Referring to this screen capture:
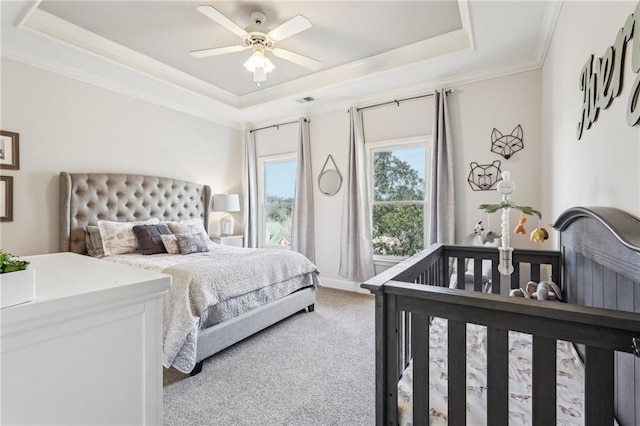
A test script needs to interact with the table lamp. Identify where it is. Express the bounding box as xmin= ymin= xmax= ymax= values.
xmin=213 ymin=193 xmax=240 ymax=236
